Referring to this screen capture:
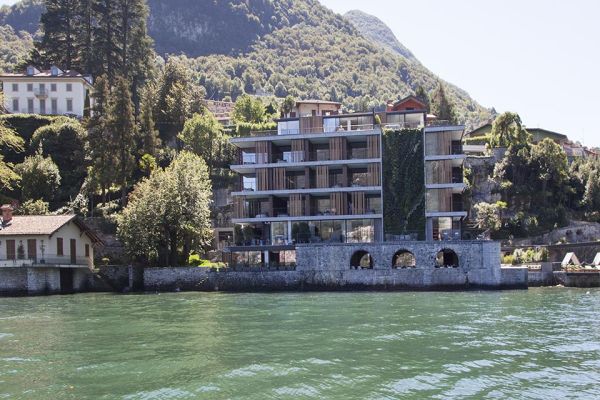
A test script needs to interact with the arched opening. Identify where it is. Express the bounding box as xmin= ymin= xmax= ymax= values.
xmin=435 ymin=249 xmax=459 ymax=268
xmin=350 ymin=250 xmax=373 ymax=269
xmin=392 ymin=250 xmax=416 ymax=269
